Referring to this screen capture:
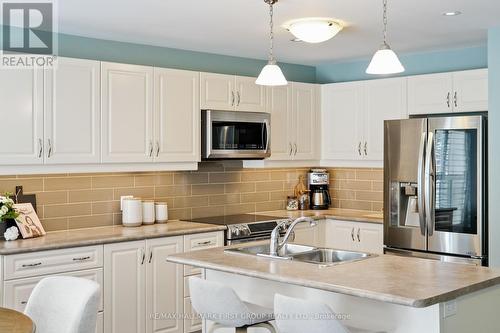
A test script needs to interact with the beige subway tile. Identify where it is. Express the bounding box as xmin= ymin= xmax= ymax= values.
xmin=225 ymin=183 xmax=255 ymax=194
xmin=356 ymin=169 xmax=383 ymax=181
xmin=241 ymin=192 xmax=270 ymax=203
xmin=113 ymin=187 xmax=154 ymax=200
xmin=44 ymin=177 xmax=91 ymax=191
xmin=339 ymin=200 xmax=372 ymax=211
xmin=356 ymin=191 xmax=383 ymax=202
xmin=0 ymin=178 xmax=44 ymax=193
xmin=372 ymin=202 xmax=384 ymax=212
xmin=68 ymin=214 xmax=114 ymax=229
xmin=241 ymin=171 xmax=270 ymax=182
xmin=92 ymin=201 xmax=121 ymax=214
xmin=174 ymin=173 xmax=208 ymax=185
xmin=113 ymin=213 xmax=122 ymax=225
xmin=256 ymin=201 xmax=284 ymax=212
xmin=224 ymin=203 xmax=255 ymax=215
xmin=168 ymin=208 xmax=192 ymax=221
xmin=331 ymin=169 xmax=356 ymax=180
xmin=209 ymin=172 xmax=241 ymax=184
xmin=152 ymin=197 xmax=175 ymax=207
xmin=338 ymin=180 xmax=372 ymax=191
xmin=372 ymin=181 xmax=383 ymax=191
xmin=191 ymin=184 xmax=225 ymax=195
xmin=68 ymin=189 xmax=114 ymax=203
xmin=91 ymin=175 xmax=134 ymax=188
xmin=18 ymin=173 xmax=67 ymax=178
xmin=155 ymin=185 xmax=191 ymax=197
xmin=44 ymin=203 xmax=91 ymax=218
xmin=209 ymin=194 xmax=240 ymax=206
xmin=269 ymin=171 xmax=288 ymax=181
xmin=36 ymin=191 xmax=68 ymax=205
xmin=256 ymin=181 xmax=283 ymax=192
xmin=134 ymin=175 xmax=156 ymax=187
xmin=331 ymin=199 xmax=341 ymax=208
xmin=270 ymin=191 xmax=288 ymax=201
xmin=192 ymin=206 xmax=224 ymax=219
xmin=40 ymin=218 xmax=68 ymax=232
xmin=331 ymin=189 xmax=356 ymax=200
xmin=174 ymin=196 xmax=209 ymax=209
